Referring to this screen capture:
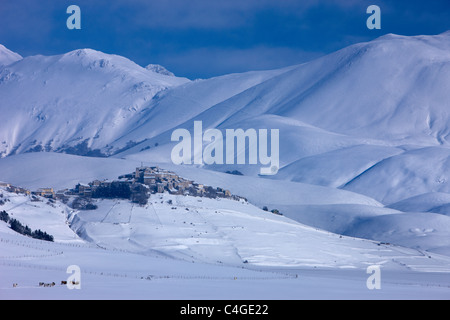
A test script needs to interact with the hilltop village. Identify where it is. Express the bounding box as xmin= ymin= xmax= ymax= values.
xmin=0 ymin=166 xmax=247 ymax=208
